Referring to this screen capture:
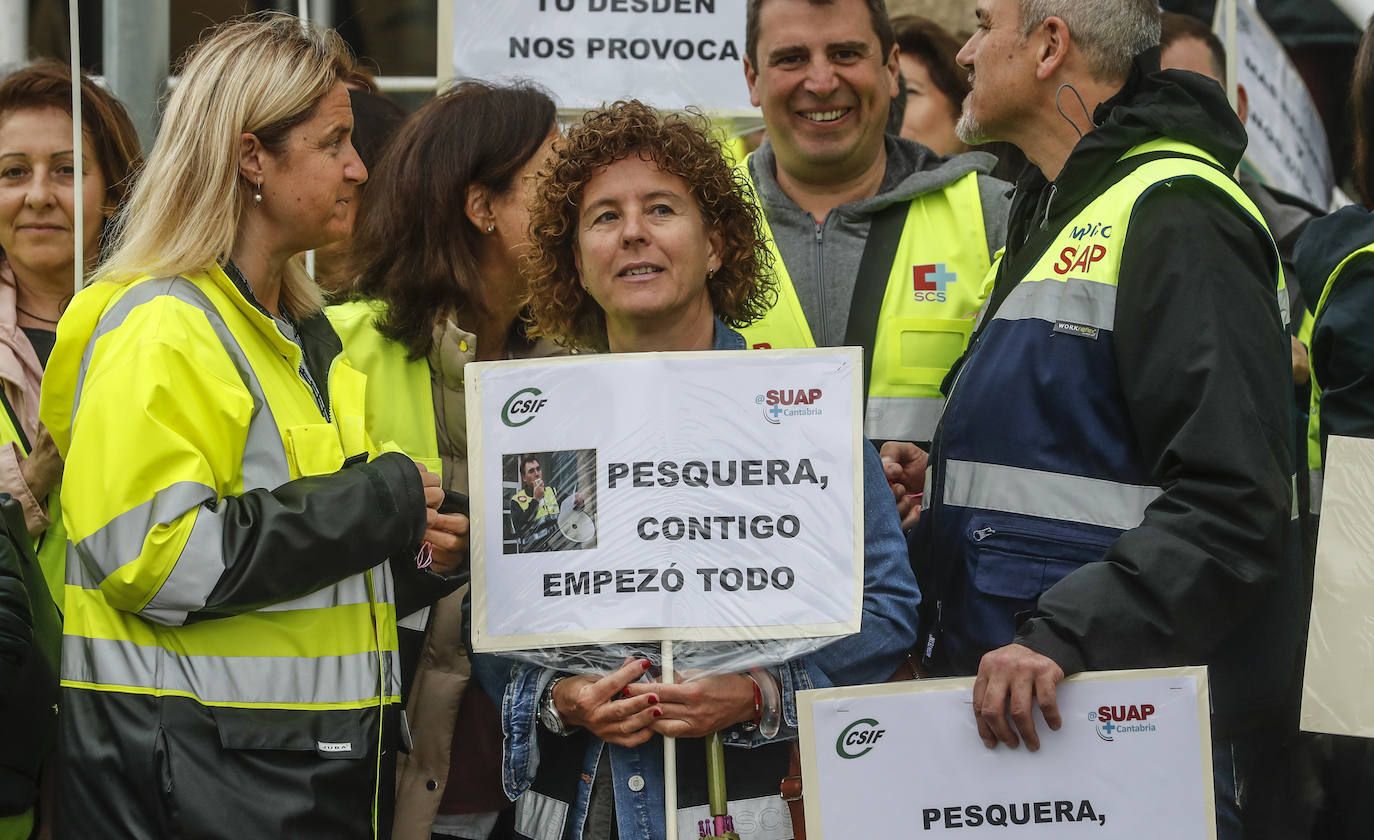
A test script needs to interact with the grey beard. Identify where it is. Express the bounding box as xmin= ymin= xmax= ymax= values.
xmin=956 ymin=107 xmax=991 ymax=146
